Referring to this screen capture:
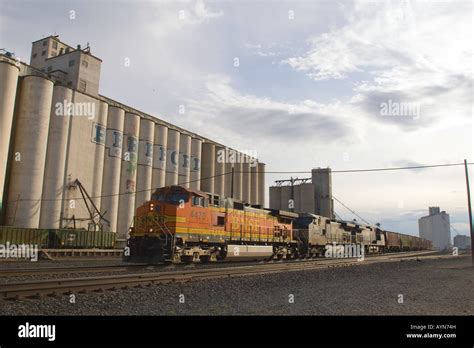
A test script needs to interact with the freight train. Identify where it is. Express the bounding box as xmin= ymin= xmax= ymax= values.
xmin=124 ymin=185 xmax=432 ymax=263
